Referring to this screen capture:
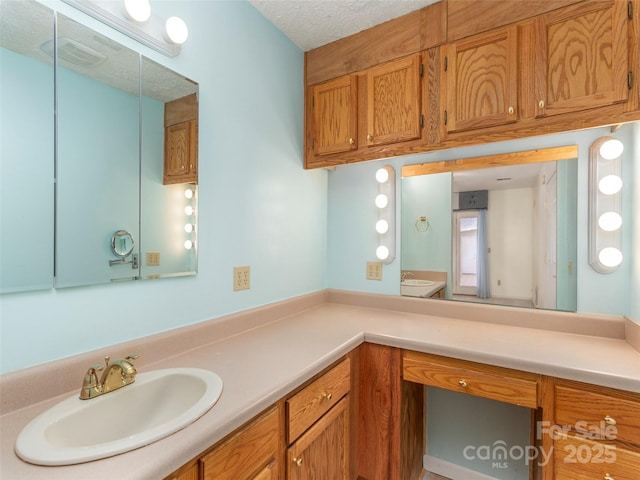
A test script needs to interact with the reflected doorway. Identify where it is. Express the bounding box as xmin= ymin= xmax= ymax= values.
xmin=453 ymin=210 xmax=479 ymax=296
